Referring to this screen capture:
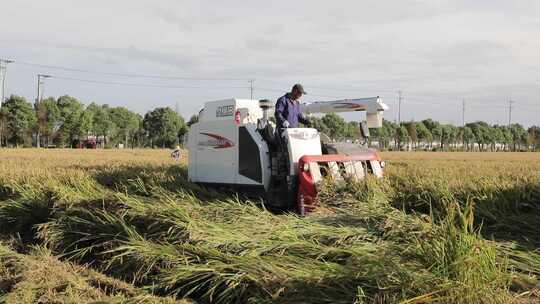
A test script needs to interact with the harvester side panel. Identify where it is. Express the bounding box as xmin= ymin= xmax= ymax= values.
xmin=188 ymin=120 xmax=239 ymax=185
xmin=188 ymin=98 xmax=268 ymax=188
xmin=187 ymin=123 xmax=199 ymax=180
